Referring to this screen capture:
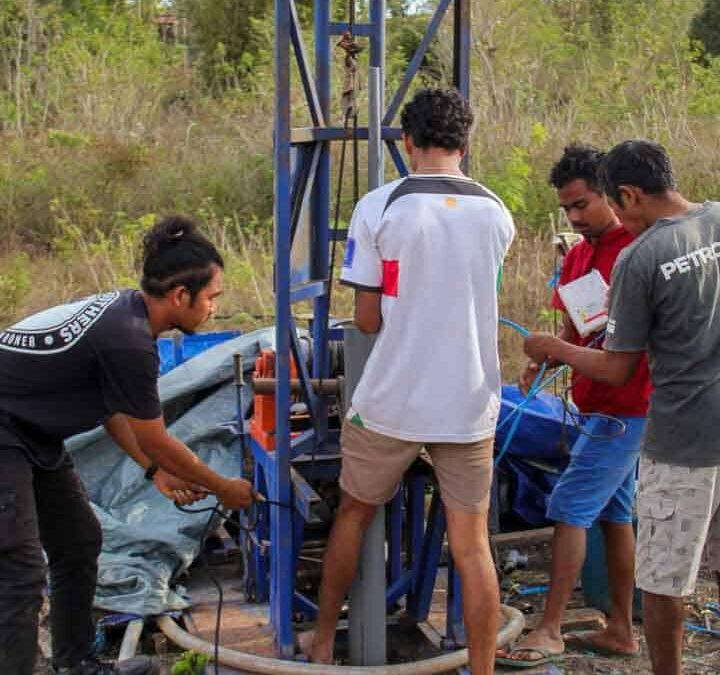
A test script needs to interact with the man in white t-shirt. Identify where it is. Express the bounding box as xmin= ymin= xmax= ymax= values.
xmin=303 ymin=88 xmax=515 ymax=675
